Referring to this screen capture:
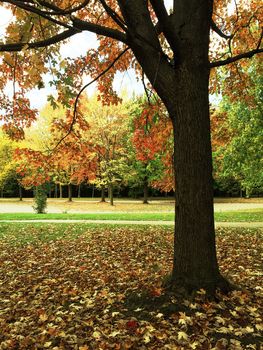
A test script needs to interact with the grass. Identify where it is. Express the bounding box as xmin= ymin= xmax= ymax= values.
xmin=0 ymin=208 xmax=262 ymax=222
